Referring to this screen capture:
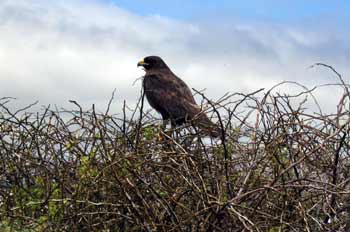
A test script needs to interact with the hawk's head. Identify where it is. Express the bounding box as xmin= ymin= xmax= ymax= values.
xmin=137 ymin=56 xmax=169 ymax=71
